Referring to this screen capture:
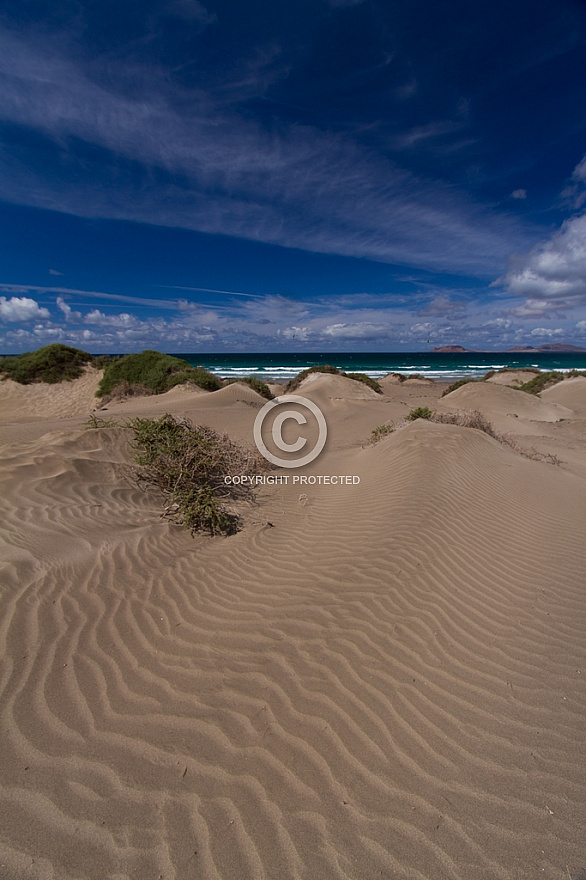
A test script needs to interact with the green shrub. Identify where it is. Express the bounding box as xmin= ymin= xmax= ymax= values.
xmin=517 ymin=371 xmax=564 ymax=395
xmin=286 ymin=364 xmax=382 ymax=393
xmin=385 ymin=372 xmax=408 ymax=382
xmin=92 ymin=354 xmax=118 ymax=370
xmin=128 ymin=414 xmax=264 ymax=536
xmin=344 ymin=372 xmax=383 ymax=393
xmin=406 ymin=406 xmax=435 ymax=421
xmin=285 ymin=365 xmax=341 ymax=392
xmin=0 ymin=344 xmax=93 ymax=384
xmin=97 ymin=350 xmax=221 ymax=398
xmin=368 ymin=423 xmax=395 ymax=443
xmin=222 ymin=377 xmax=273 ymax=399
xmin=441 ymin=377 xmax=477 ymax=396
